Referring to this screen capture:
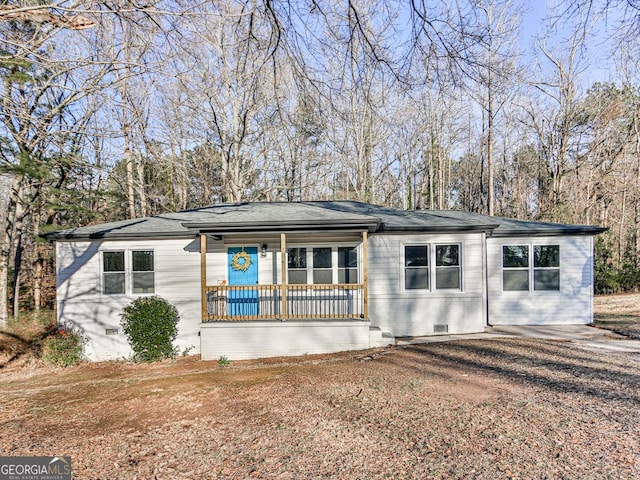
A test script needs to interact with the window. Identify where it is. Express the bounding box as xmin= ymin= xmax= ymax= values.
xmin=404 ymin=244 xmax=463 ymax=291
xmin=404 ymin=245 xmax=429 ymax=290
xmin=338 ymin=247 xmax=358 ymax=284
xmin=313 ymin=247 xmax=333 ymax=283
xmin=132 ymin=250 xmax=155 ymax=294
xmin=435 ymin=244 xmax=461 ymax=289
xmin=103 ymin=250 xmax=155 ymax=295
xmin=103 ymin=251 xmax=125 ymax=294
xmin=286 ymin=246 xmax=359 ymax=285
xmin=502 ymin=245 xmax=529 ymax=291
xmin=502 ymin=244 xmax=560 ymax=292
xmin=534 ymin=245 xmax=560 ymax=291
xmin=287 ymin=247 xmax=307 ymax=284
